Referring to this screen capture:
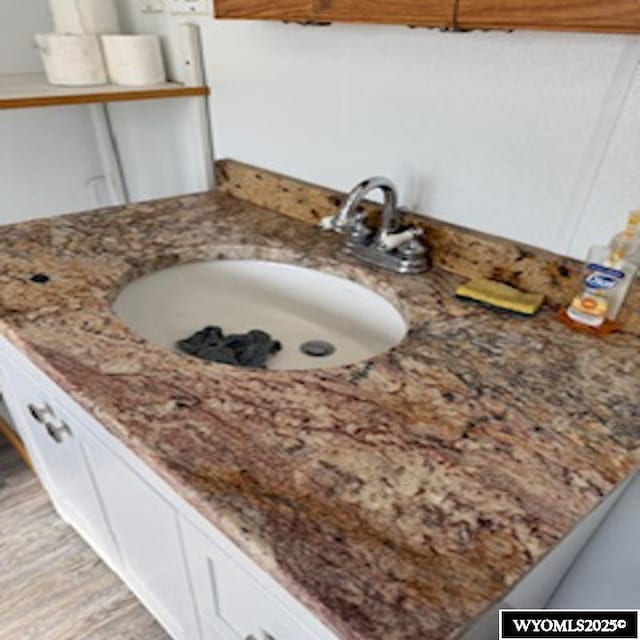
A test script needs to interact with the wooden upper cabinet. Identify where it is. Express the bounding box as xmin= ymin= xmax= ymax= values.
xmin=214 ymin=0 xmax=640 ymax=33
xmin=214 ymin=0 xmax=456 ymax=28
xmin=311 ymin=0 xmax=455 ymax=26
xmin=214 ymin=0 xmax=315 ymax=21
xmin=457 ymin=0 xmax=640 ymax=33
